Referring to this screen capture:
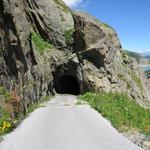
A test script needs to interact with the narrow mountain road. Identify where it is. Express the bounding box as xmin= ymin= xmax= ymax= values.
xmin=0 ymin=95 xmax=143 ymax=150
